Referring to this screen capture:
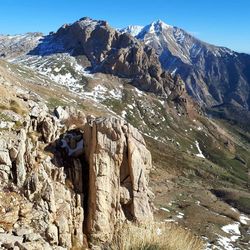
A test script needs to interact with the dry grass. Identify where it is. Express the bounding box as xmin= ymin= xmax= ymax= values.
xmin=112 ymin=222 xmax=204 ymax=250
xmin=0 ymin=99 xmax=26 ymax=116
xmin=64 ymin=113 xmax=86 ymax=130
